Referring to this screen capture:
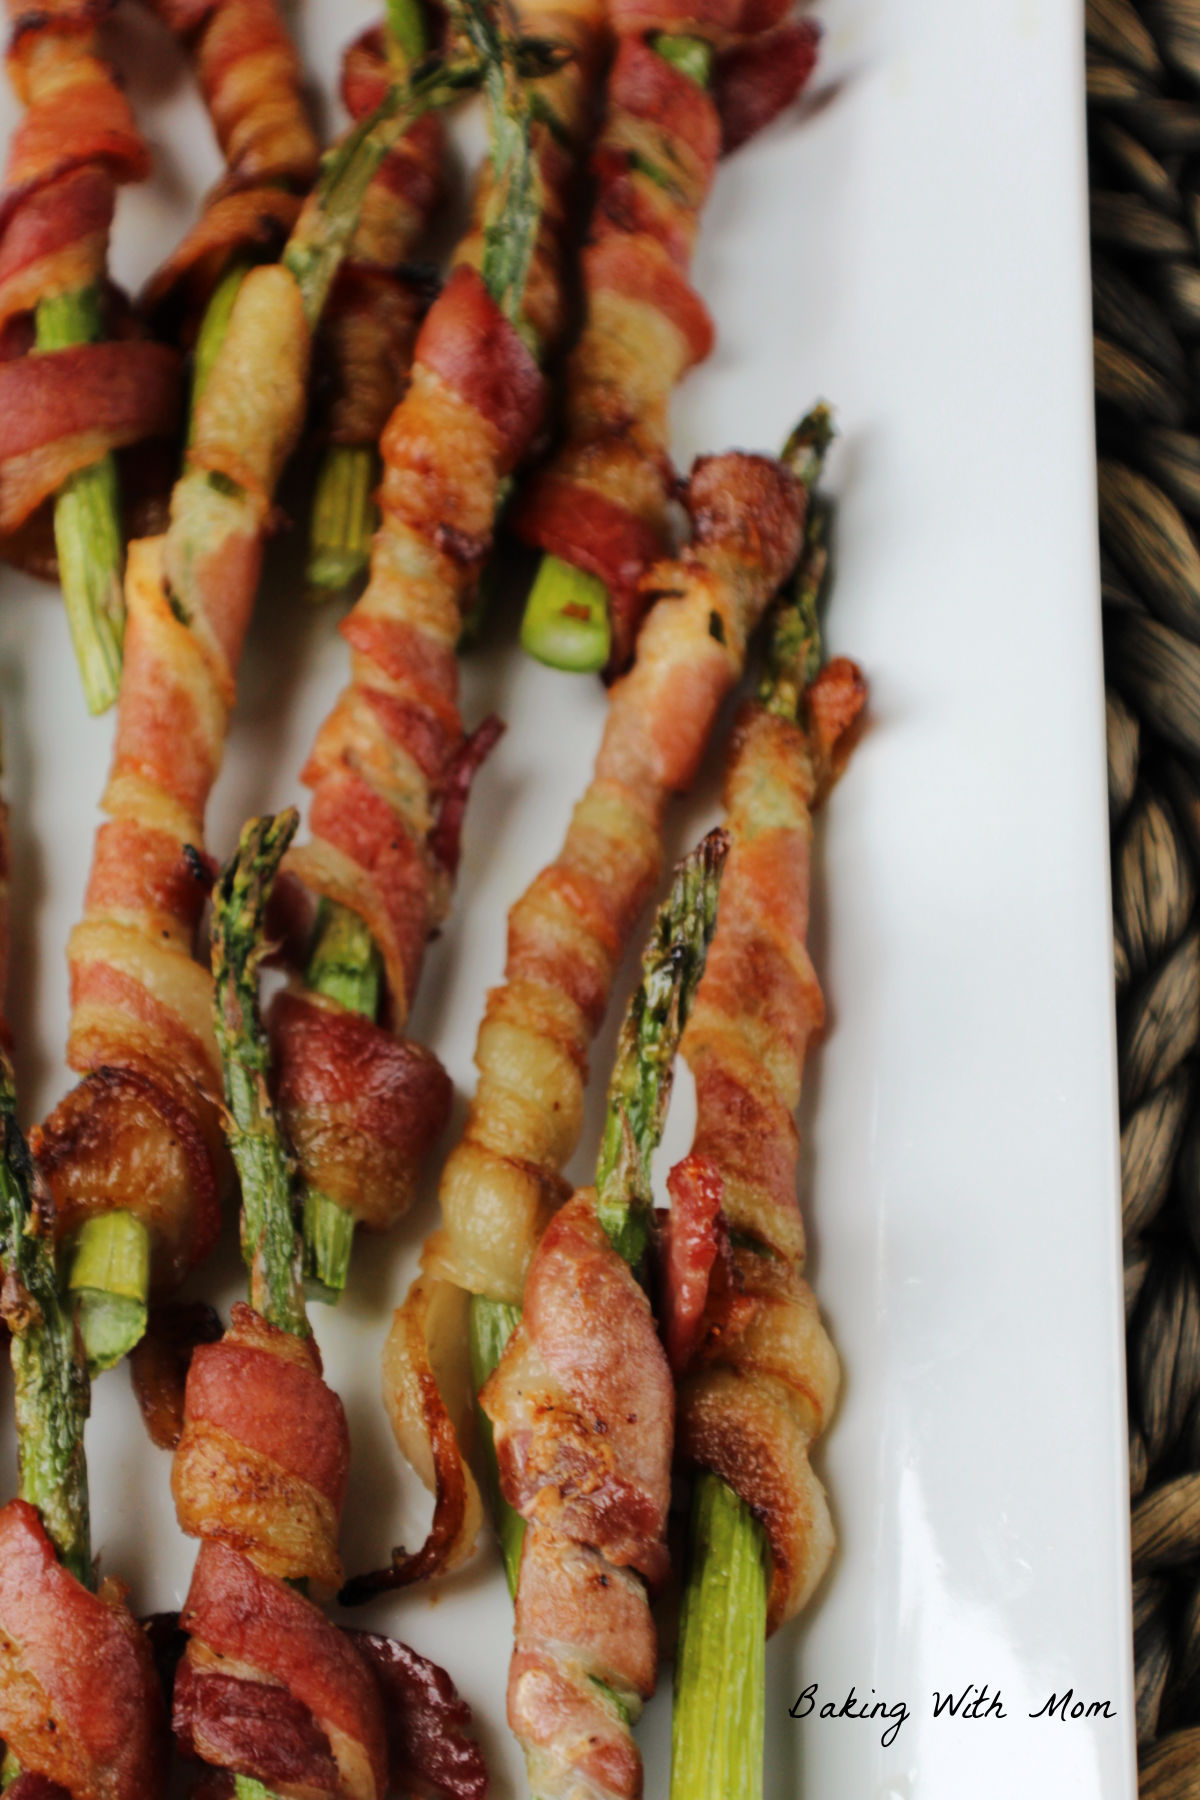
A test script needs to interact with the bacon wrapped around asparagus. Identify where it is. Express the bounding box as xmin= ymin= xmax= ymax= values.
xmin=666 ymin=480 xmax=864 ymax=1799
xmin=170 ymin=812 xmax=487 ymax=1800
xmin=0 ymin=796 xmax=168 ymax=1798
xmin=307 ymin=4 xmax=447 ymax=600
xmin=355 ymin=419 xmax=823 ymax=1599
xmin=0 ymin=0 xmax=181 ymax=712
xmin=32 ymin=44 xmax=488 ymax=1377
xmin=476 ymin=834 xmax=725 ymax=1798
xmin=269 ymin=0 xmax=607 ymax=1303
xmin=515 ymin=0 xmax=818 ymax=673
